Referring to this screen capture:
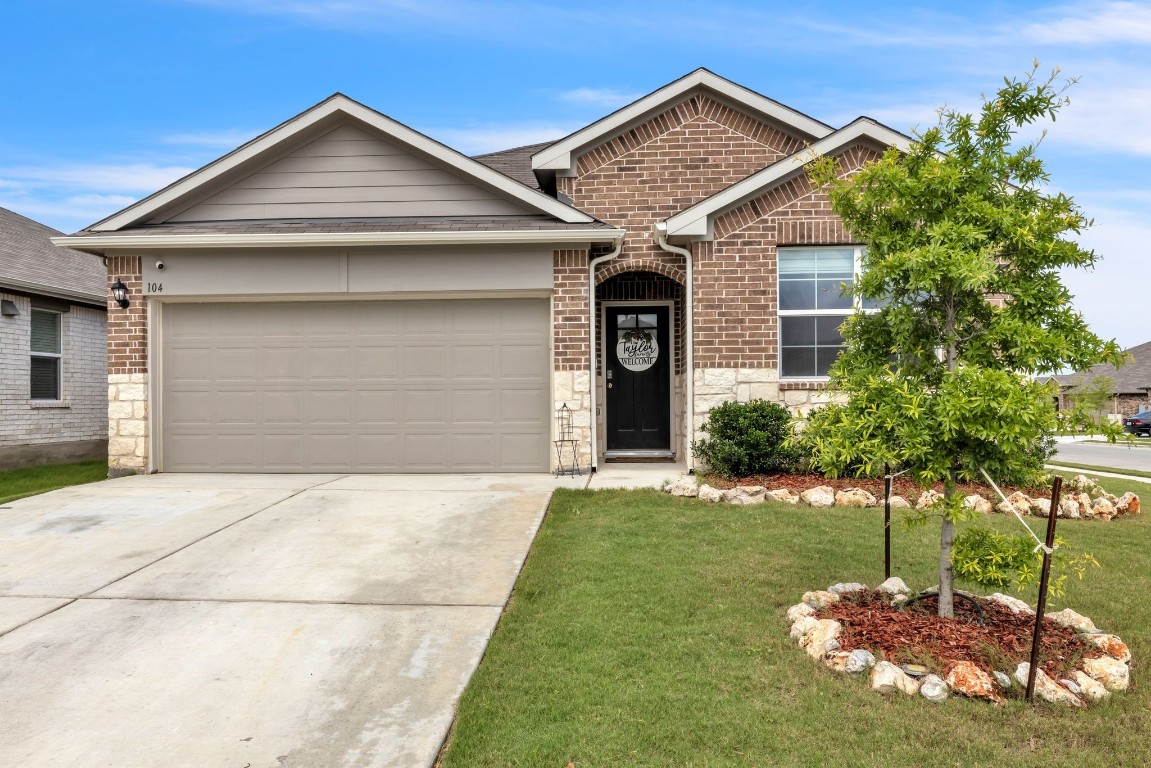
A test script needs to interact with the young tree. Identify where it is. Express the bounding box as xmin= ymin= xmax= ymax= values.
xmin=804 ymin=64 xmax=1125 ymax=618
